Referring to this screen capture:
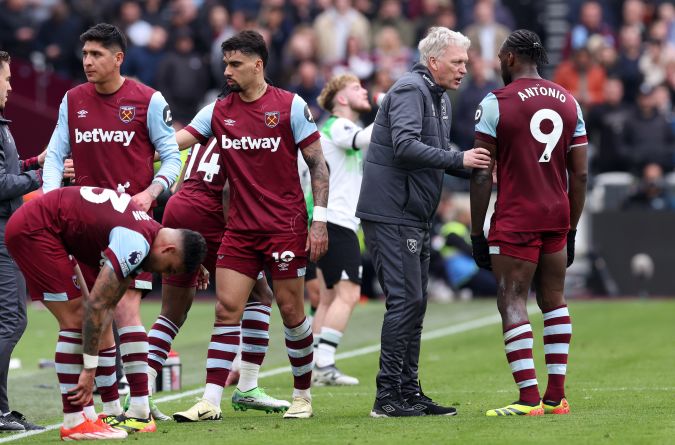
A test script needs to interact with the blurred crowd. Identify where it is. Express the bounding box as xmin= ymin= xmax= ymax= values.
xmin=0 ymin=0 xmax=673 ymax=166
